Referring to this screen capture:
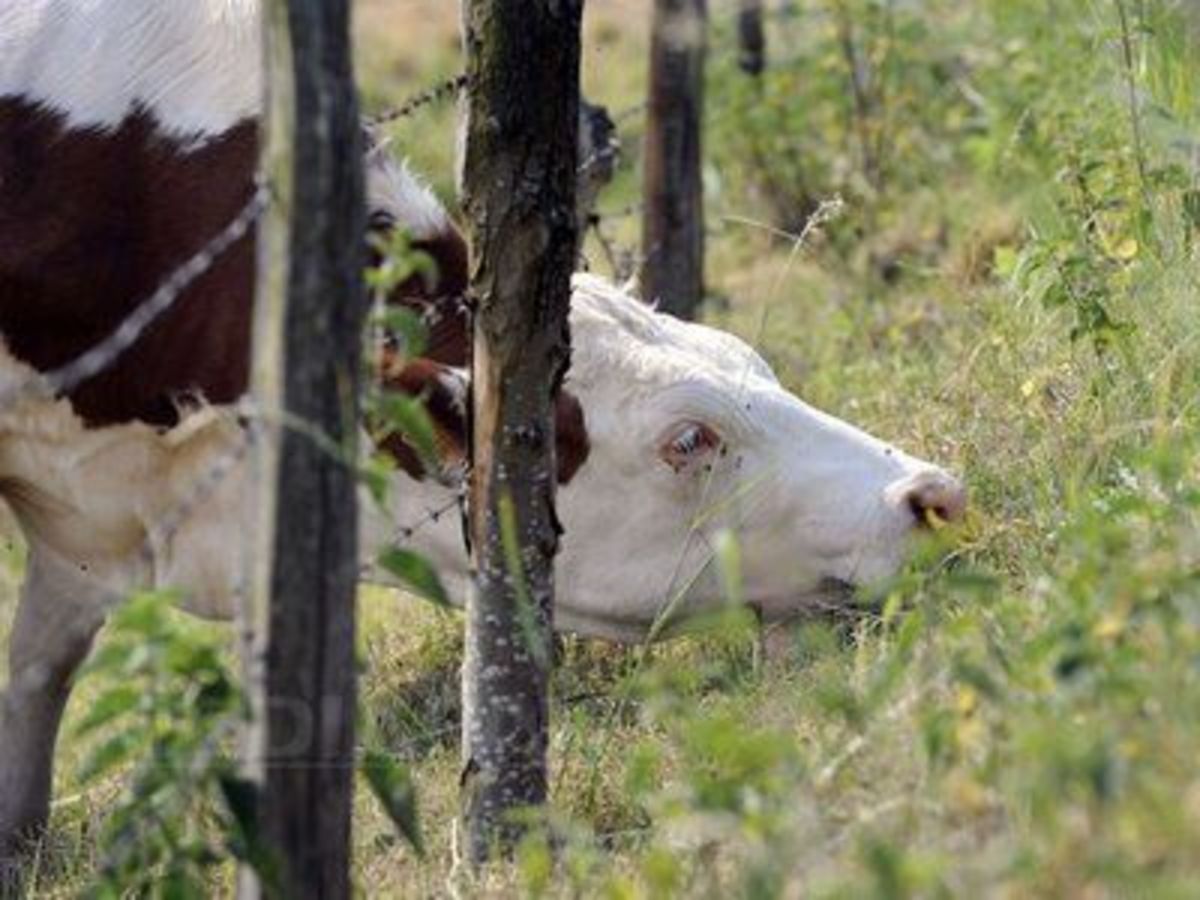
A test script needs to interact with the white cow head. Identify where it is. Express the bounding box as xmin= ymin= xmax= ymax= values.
xmin=366 ymin=274 xmax=966 ymax=642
